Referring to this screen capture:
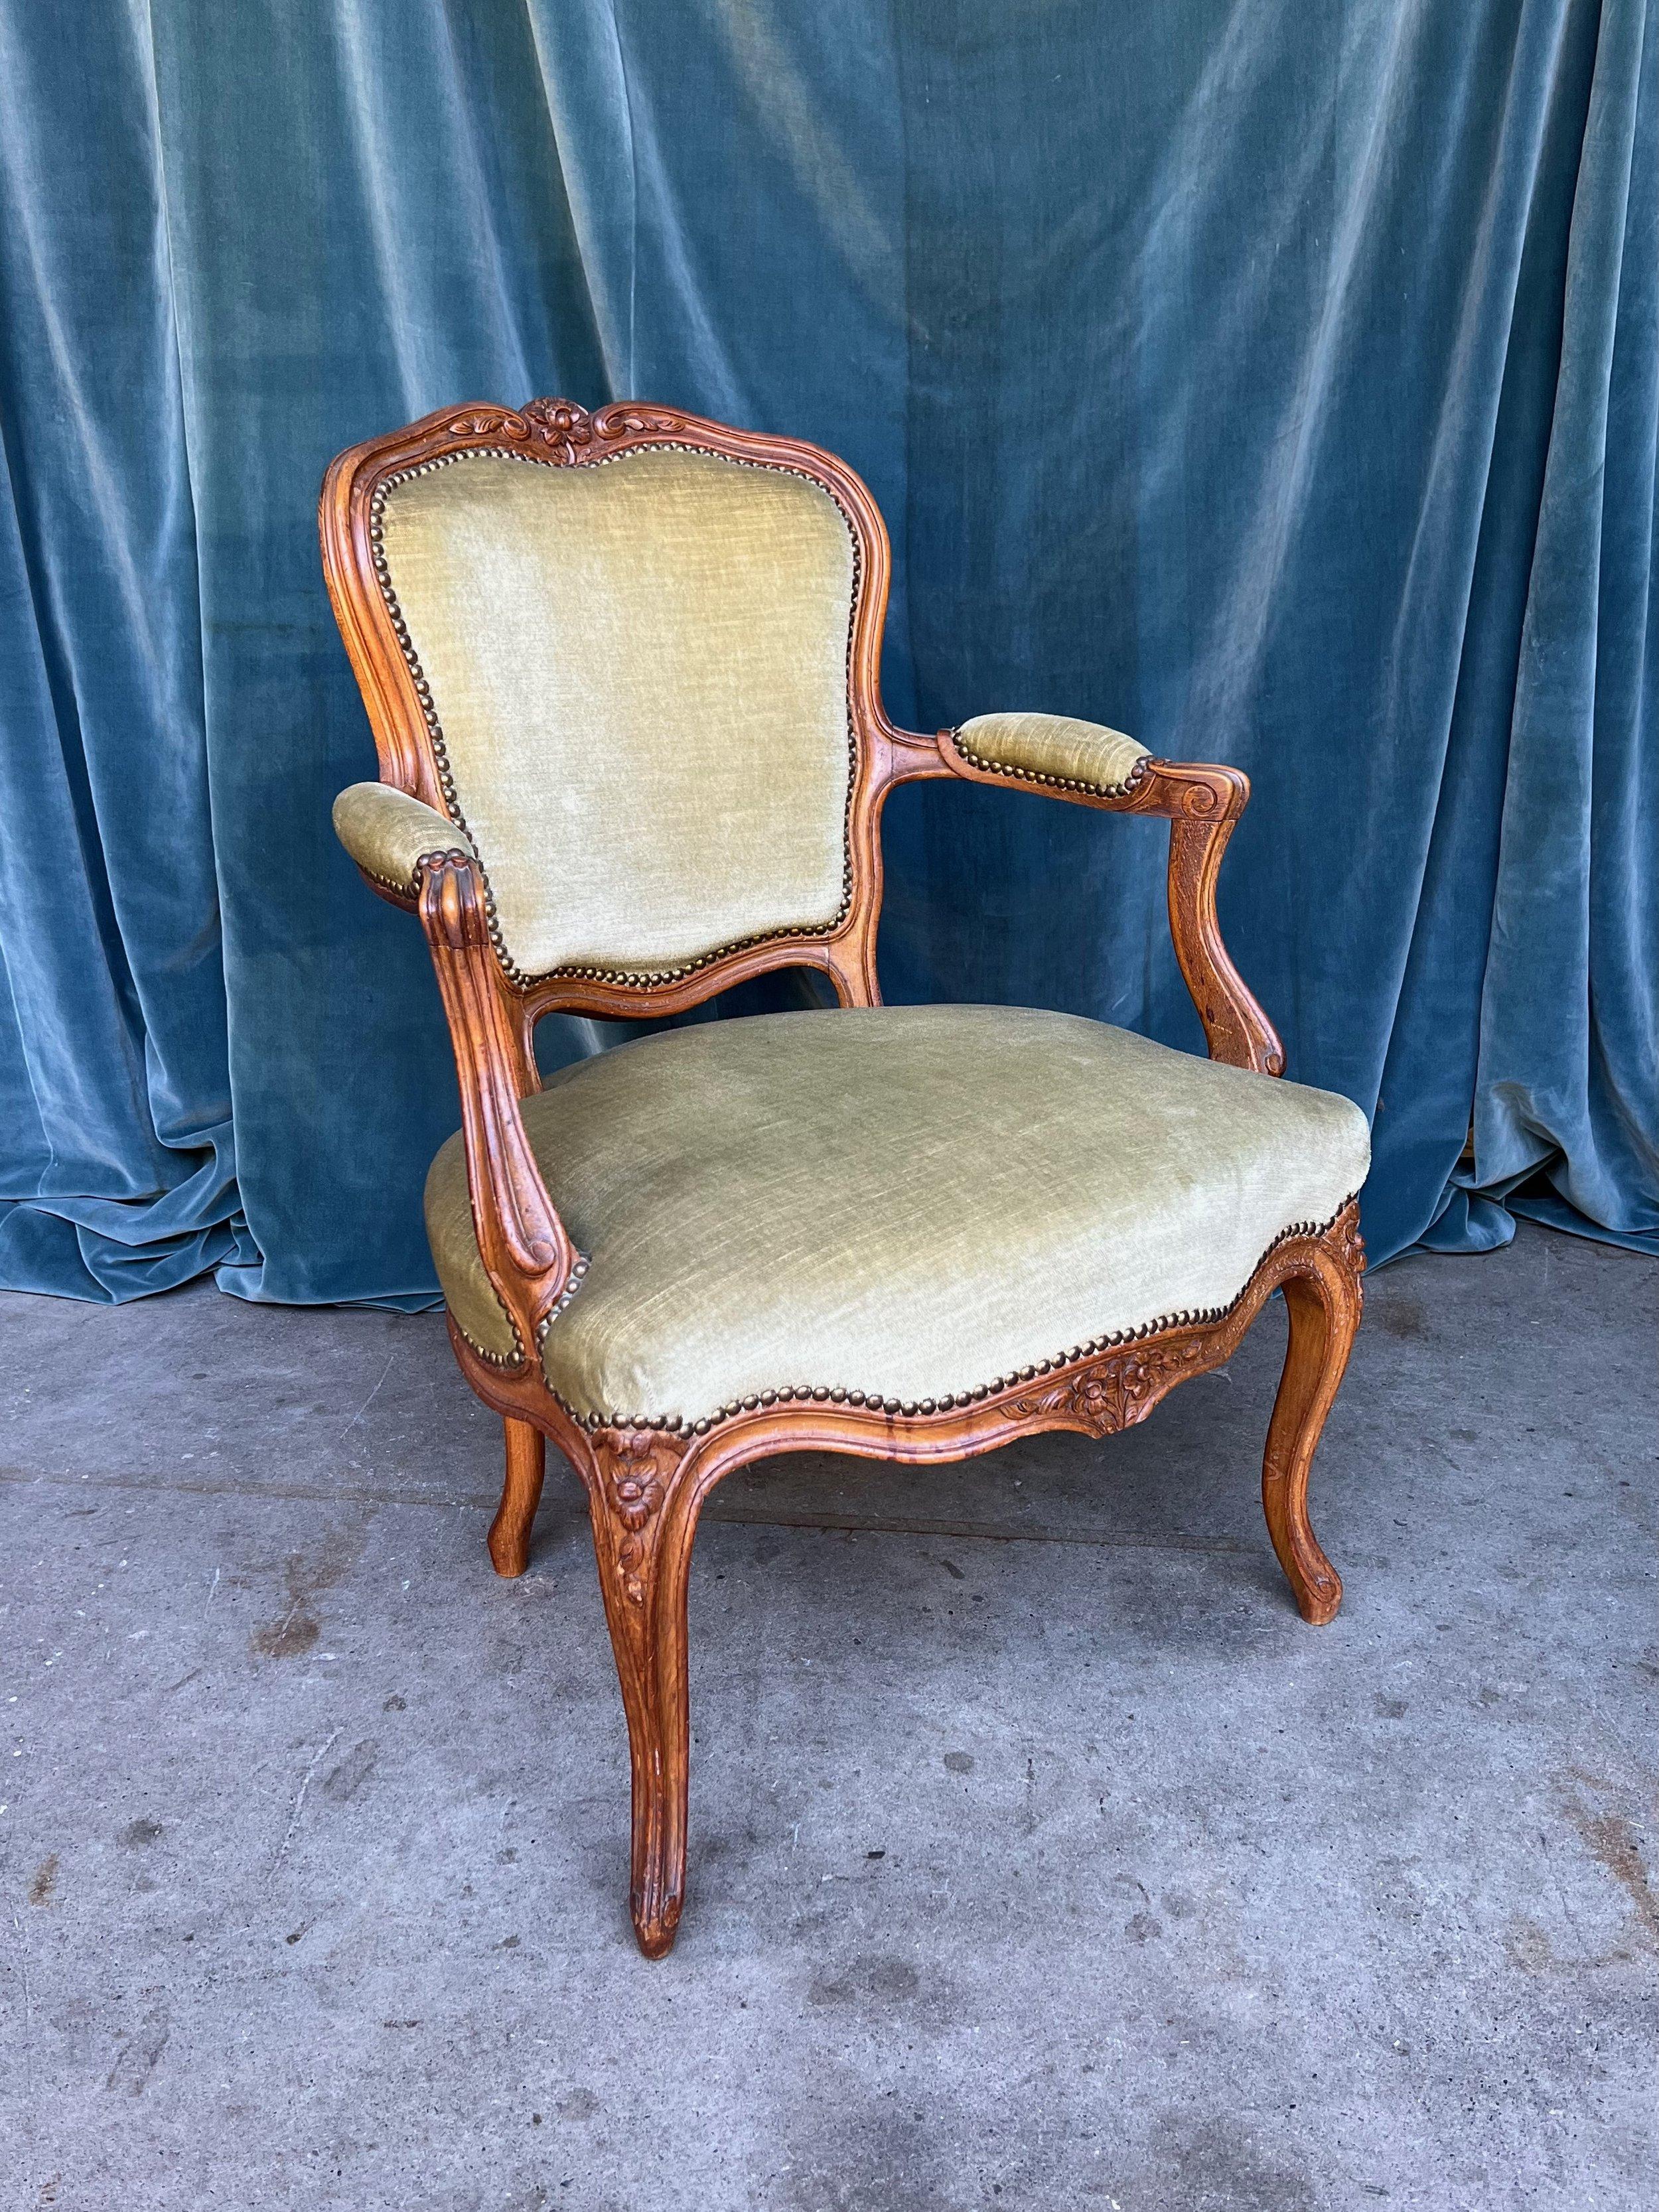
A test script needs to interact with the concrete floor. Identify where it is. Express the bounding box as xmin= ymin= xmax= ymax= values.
xmin=0 ymin=1222 xmax=1652 ymax=2210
